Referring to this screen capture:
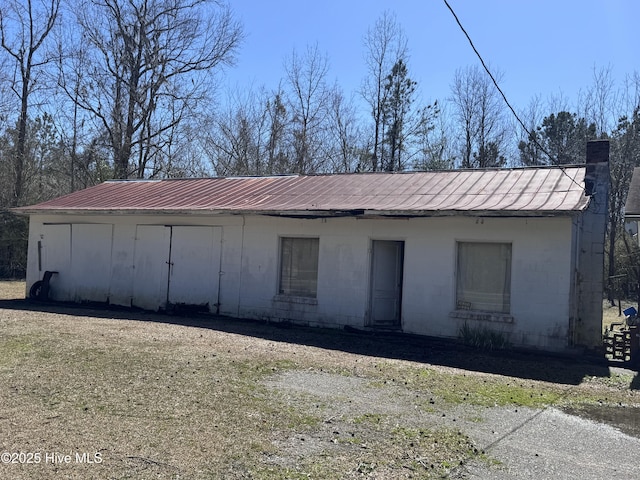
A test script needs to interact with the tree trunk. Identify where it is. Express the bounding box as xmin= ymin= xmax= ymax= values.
xmin=13 ymin=83 xmax=29 ymax=206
